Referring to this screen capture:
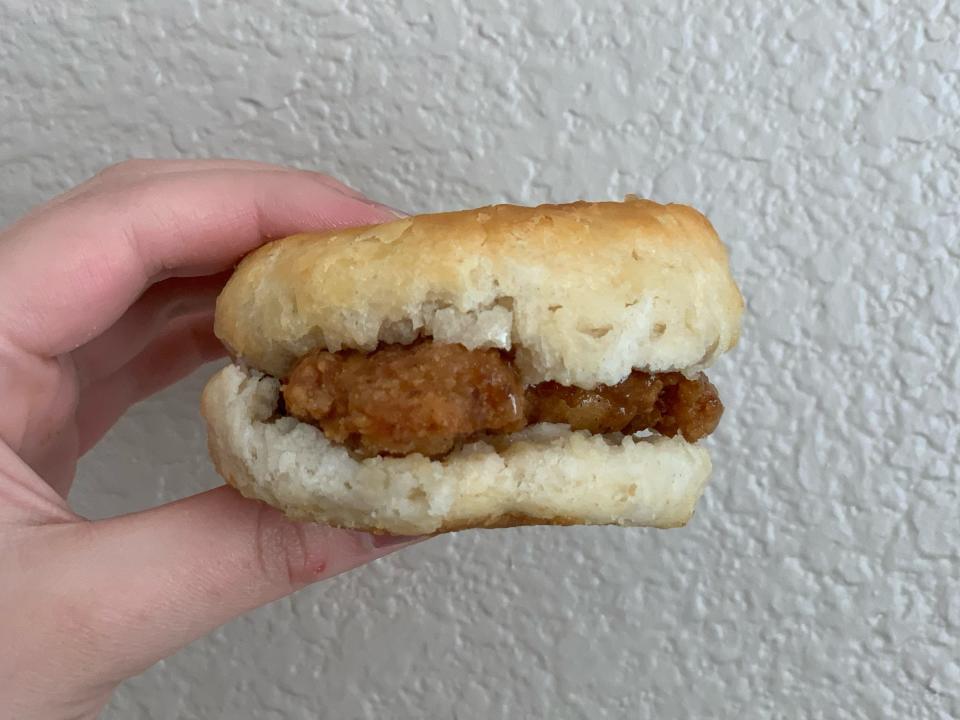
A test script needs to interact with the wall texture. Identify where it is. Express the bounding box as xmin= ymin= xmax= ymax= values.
xmin=2 ymin=1 xmax=958 ymax=718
